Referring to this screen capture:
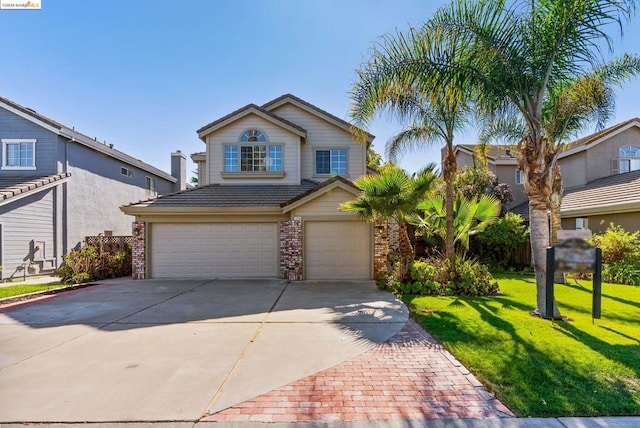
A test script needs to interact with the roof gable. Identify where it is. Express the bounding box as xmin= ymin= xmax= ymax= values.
xmin=196 ymin=103 xmax=307 ymax=140
xmin=560 ymin=118 xmax=640 ymax=158
xmin=262 ymin=94 xmax=375 ymax=143
xmin=281 ymin=176 xmax=360 ymax=213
